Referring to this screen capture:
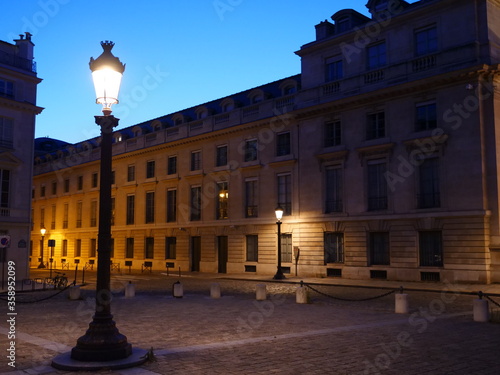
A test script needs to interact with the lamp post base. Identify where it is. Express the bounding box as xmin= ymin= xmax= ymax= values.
xmin=273 ymin=269 xmax=286 ymax=280
xmin=70 ymin=313 xmax=132 ymax=362
xmin=52 ymin=347 xmax=148 ymax=371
